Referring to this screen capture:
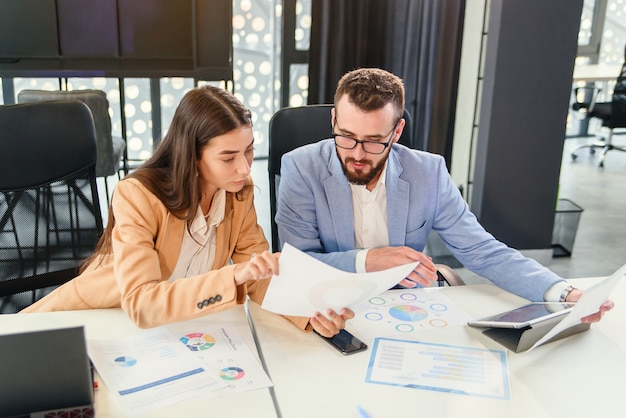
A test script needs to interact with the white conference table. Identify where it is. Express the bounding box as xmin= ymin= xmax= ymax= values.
xmin=572 ymin=64 xmax=622 ymax=82
xmin=0 ymin=306 xmax=278 ymax=418
xmin=248 ymin=276 xmax=626 ymax=418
